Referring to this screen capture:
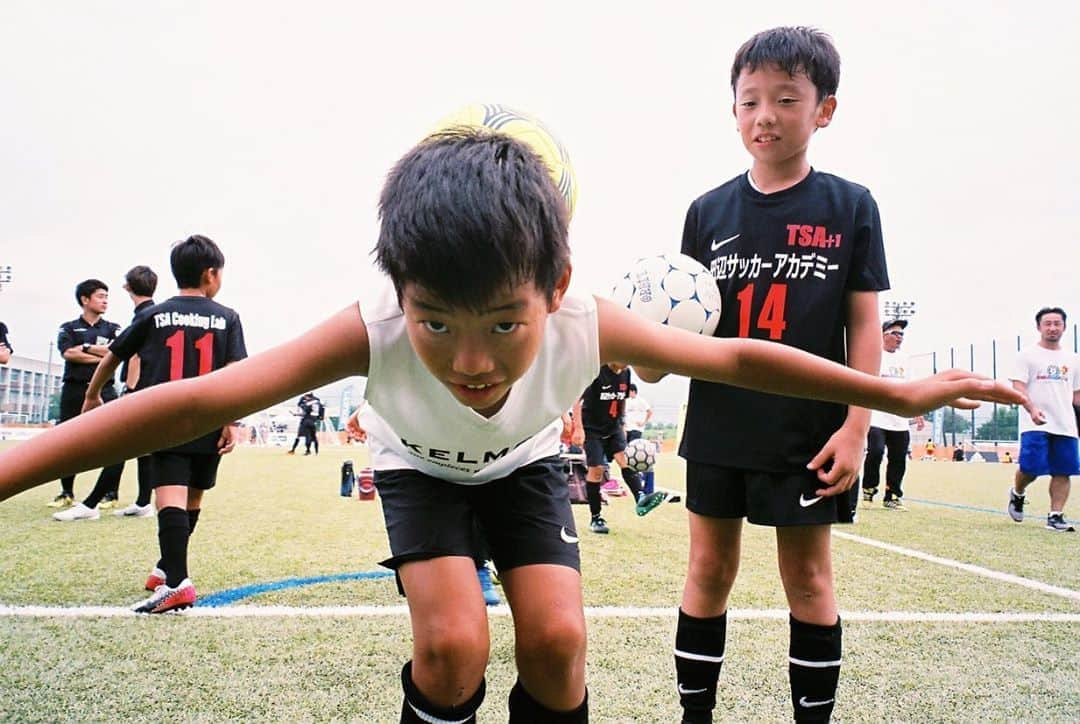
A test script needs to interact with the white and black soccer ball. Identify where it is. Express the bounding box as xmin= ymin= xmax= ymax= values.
xmin=624 ymin=438 xmax=656 ymax=473
xmin=611 ymin=253 xmax=722 ymax=335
